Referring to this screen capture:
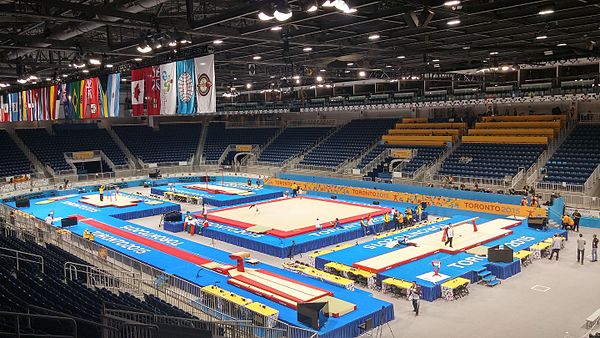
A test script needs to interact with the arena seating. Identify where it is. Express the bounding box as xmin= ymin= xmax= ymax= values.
xmin=439 ymin=143 xmax=546 ymax=179
xmin=0 ymin=231 xmax=195 ymax=338
xmin=360 ymin=145 xmax=447 ymax=180
xmin=203 ymin=122 xmax=279 ymax=162
xmin=543 ymin=124 xmax=600 ymax=185
xmin=299 ymin=119 xmax=397 ymax=168
xmin=0 ymin=130 xmax=34 ymax=179
xmin=16 ymin=125 xmax=127 ymax=173
xmin=257 ymin=126 xmax=334 ymax=164
xmin=114 ymin=124 xmax=202 ymax=164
